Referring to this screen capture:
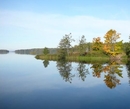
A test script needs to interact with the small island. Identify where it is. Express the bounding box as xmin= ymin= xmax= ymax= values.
xmin=0 ymin=49 xmax=9 ymax=54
